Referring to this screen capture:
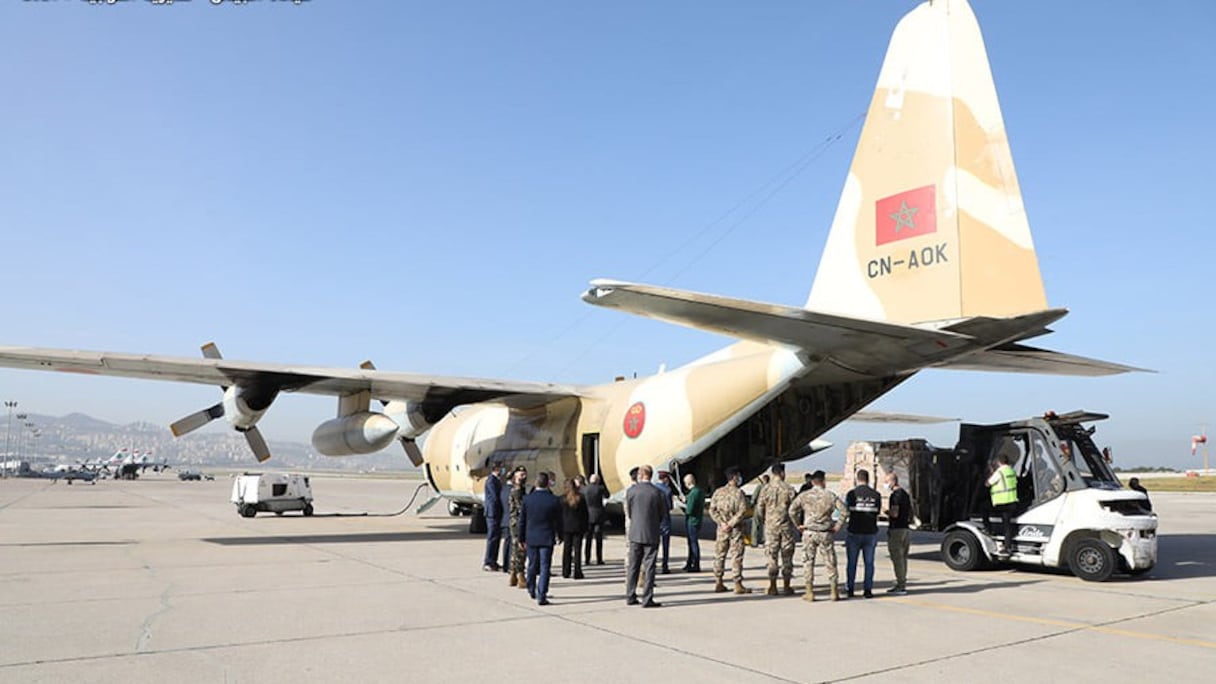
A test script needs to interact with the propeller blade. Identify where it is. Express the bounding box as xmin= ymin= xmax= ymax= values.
xmin=244 ymin=427 xmax=272 ymax=463
xmin=201 ymin=343 xmax=230 ymax=391
xmin=399 ymin=438 xmax=424 ymax=467
xmin=170 ymin=402 xmax=225 ymax=437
